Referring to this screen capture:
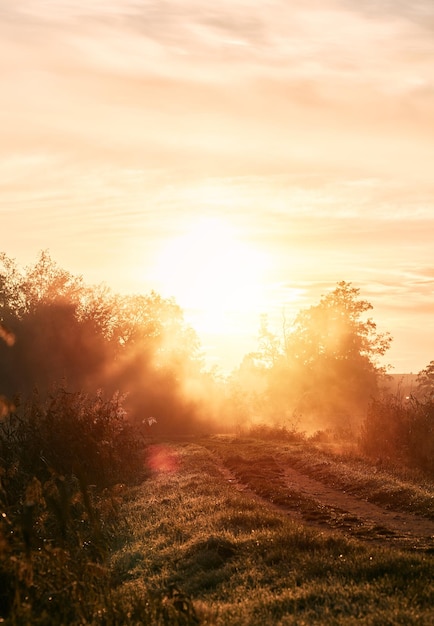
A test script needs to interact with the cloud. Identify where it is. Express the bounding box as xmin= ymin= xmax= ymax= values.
xmin=1 ymin=0 xmax=434 ymax=373
xmin=5 ymin=0 xmax=432 ymax=89
xmin=2 ymin=1 xmax=434 ymax=159
xmin=340 ymin=0 xmax=434 ymax=27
